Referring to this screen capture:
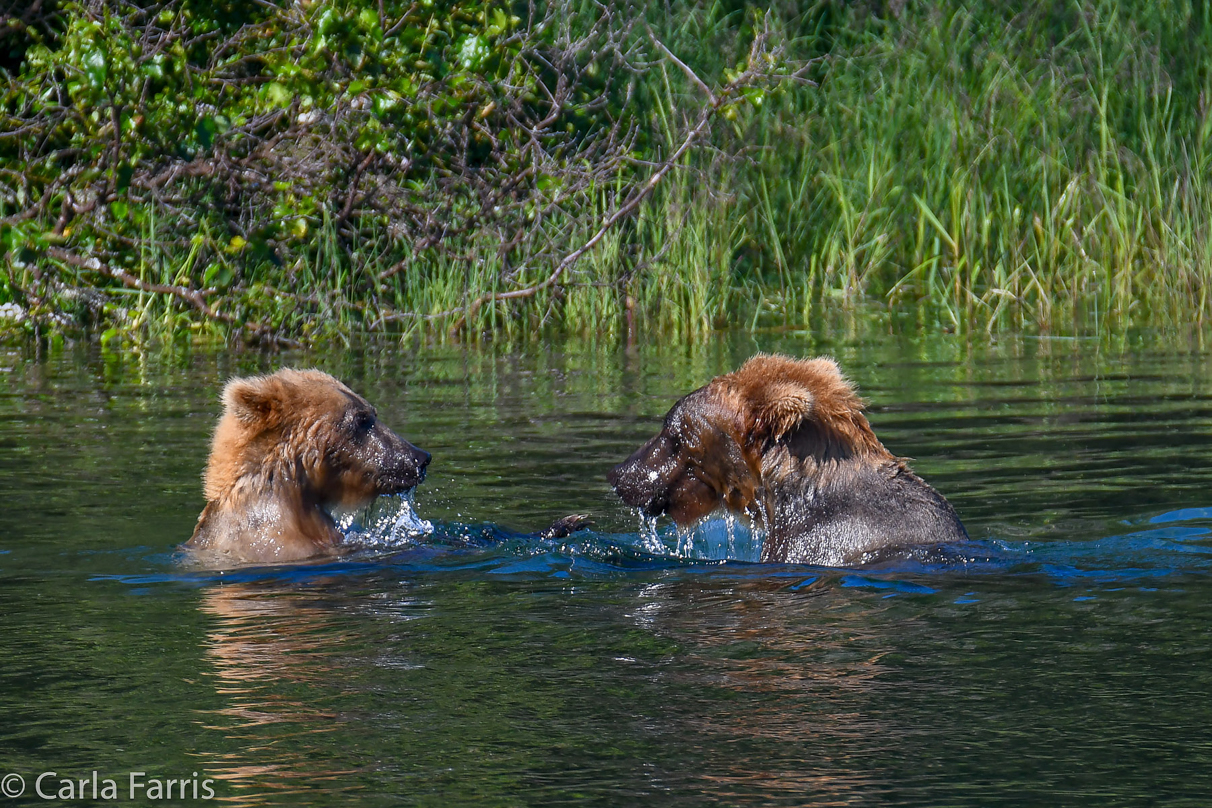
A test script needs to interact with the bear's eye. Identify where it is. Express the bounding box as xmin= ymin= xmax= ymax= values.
xmin=352 ymin=411 xmax=376 ymax=433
